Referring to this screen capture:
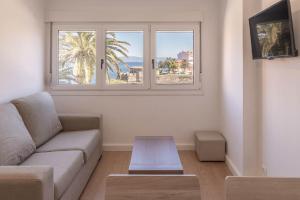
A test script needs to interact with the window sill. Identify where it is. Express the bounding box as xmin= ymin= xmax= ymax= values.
xmin=48 ymin=89 xmax=204 ymax=96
